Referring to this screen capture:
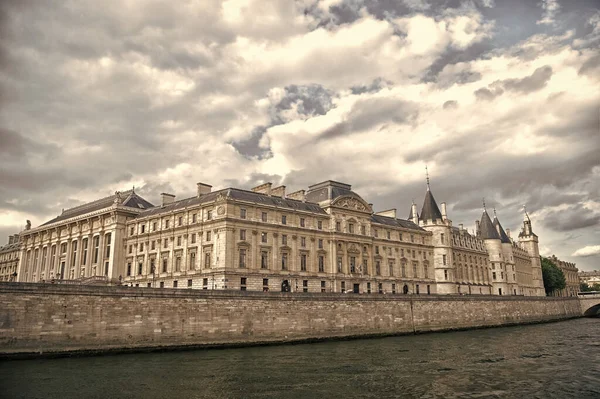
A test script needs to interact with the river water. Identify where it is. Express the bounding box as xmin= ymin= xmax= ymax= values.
xmin=1 ymin=318 xmax=599 ymax=399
